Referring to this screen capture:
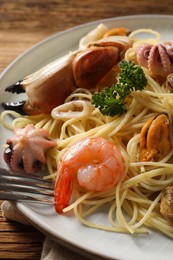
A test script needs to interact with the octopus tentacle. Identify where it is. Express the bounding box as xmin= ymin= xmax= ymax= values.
xmin=162 ymin=40 xmax=173 ymax=61
xmin=23 ymin=153 xmax=36 ymax=173
xmin=10 ymin=148 xmax=24 ymax=171
xmin=136 ymin=43 xmax=153 ymax=68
